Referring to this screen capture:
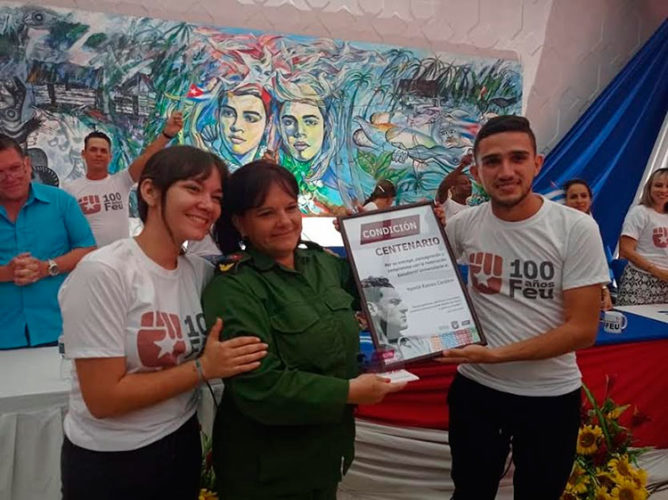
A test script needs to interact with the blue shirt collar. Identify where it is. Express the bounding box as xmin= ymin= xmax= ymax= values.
xmin=28 ymin=182 xmax=54 ymax=205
